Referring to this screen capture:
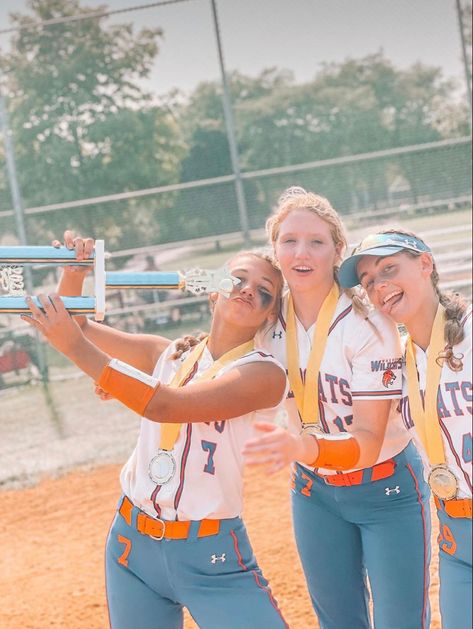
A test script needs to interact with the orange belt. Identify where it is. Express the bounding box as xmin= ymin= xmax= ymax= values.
xmin=119 ymin=496 xmax=221 ymax=540
xmin=434 ymin=495 xmax=473 ymax=519
xmin=315 ymin=458 xmax=396 ymax=487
